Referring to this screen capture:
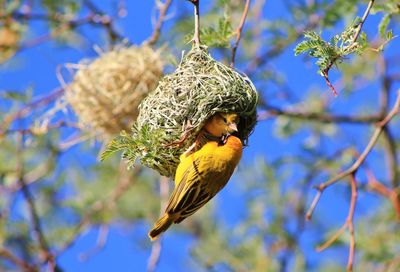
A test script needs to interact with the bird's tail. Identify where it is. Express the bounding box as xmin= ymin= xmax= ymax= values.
xmin=148 ymin=214 xmax=174 ymax=241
